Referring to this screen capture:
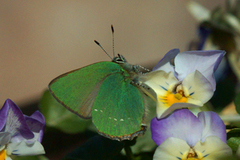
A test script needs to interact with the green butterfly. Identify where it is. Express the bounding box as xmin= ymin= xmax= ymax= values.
xmin=48 ymin=27 xmax=156 ymax=141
